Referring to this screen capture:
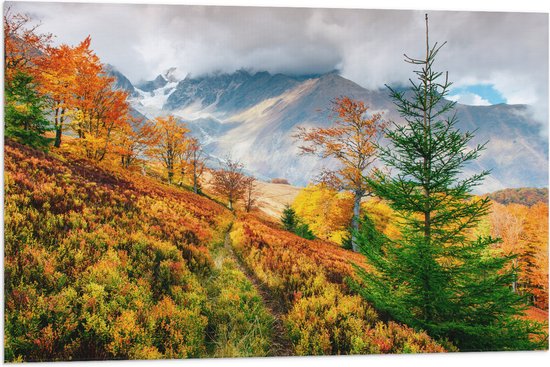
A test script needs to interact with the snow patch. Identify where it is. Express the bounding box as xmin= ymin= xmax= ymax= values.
xmin=129 ymin=81 xmax=179 ymax=118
